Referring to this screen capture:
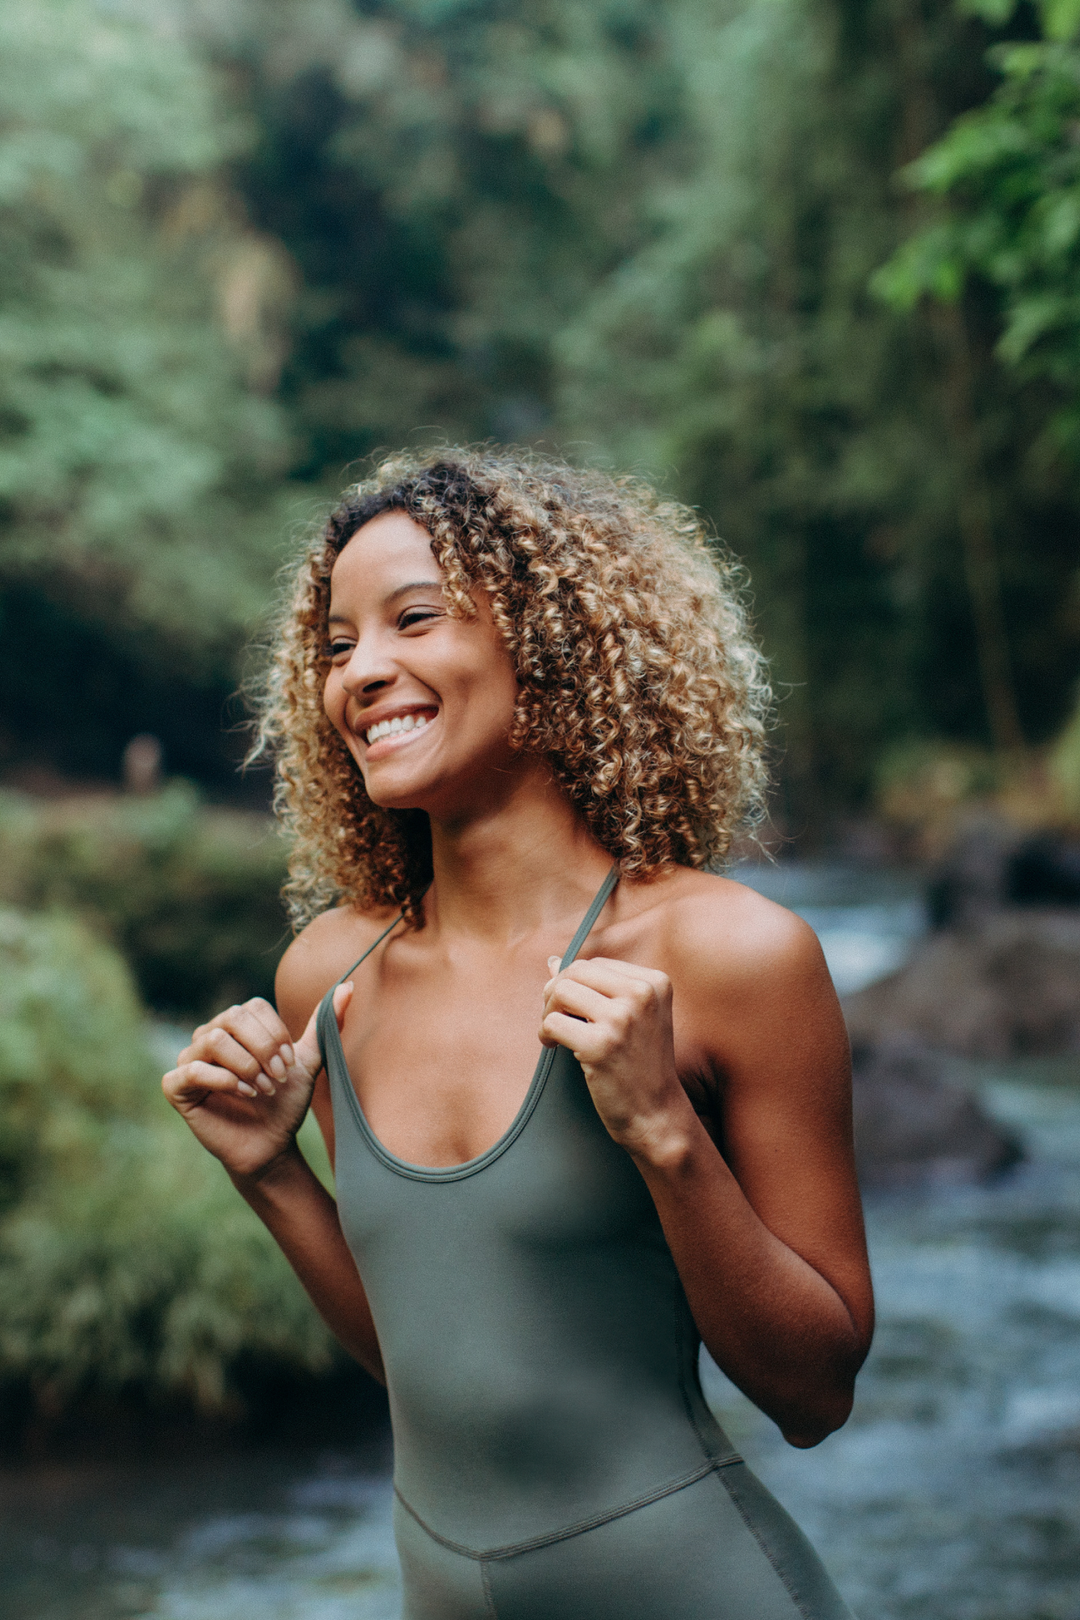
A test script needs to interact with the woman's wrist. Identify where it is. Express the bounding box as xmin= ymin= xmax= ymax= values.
xmin=228 ymin=1138 xmax=313 ymax=1201
xmin=619 ymin=1090 xmax=707 ymax=1174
